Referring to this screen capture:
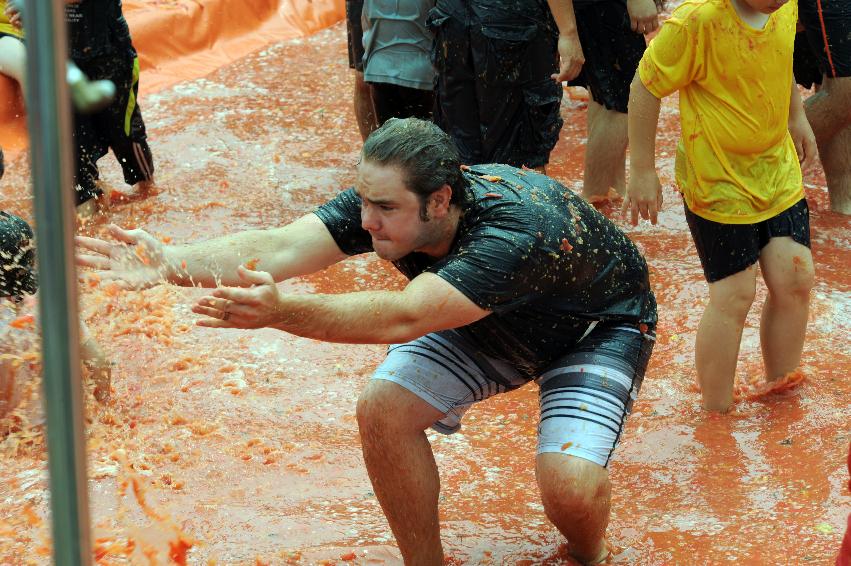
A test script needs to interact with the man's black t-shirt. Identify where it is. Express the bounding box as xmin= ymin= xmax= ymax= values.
xmin=314 ymin=164 xmax=657 ymax=376
xmin=65 ymin=0 xmax=135 ymax=62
